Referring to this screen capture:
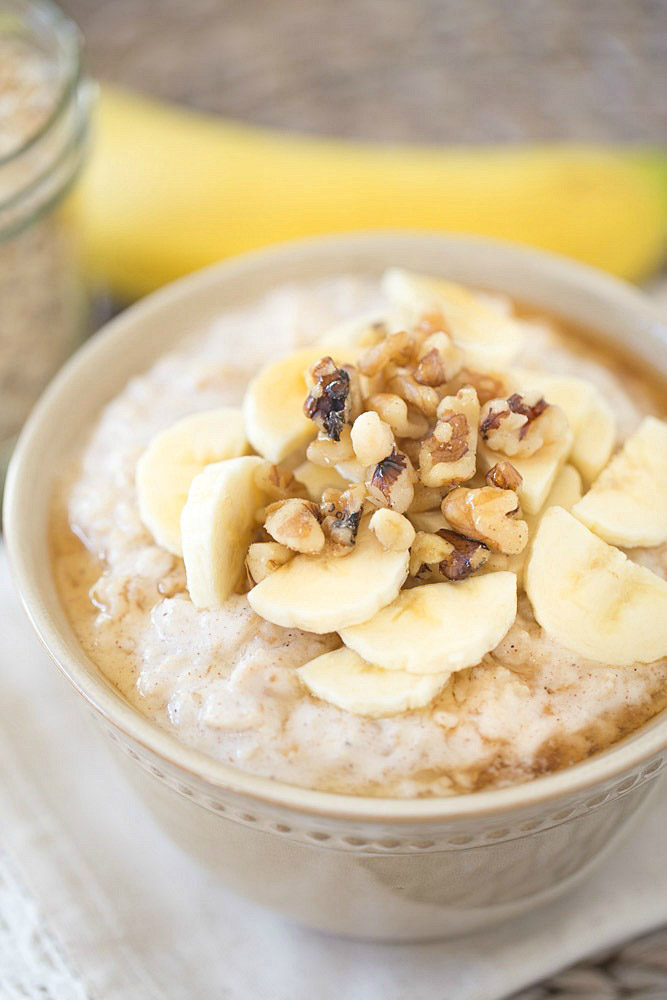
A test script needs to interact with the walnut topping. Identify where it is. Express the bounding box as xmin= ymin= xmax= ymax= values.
xmin=306 ymin=425 xmax=355 ymax=467
xmin=485 ymin=460 xmax=523 ymax=492
xmin=350 ymin=410 xmax=395 ymax=467
xmin=369 ymin=508 xmax=415 ymax=551
xmin=442 ymin=486 xmax=528 ymax=555
xmin=357 ymin=331 xmax=416 ymax=377
xmin=320 ymin=483 xmax=366 ymax=551
xmin=366 ymin=393 xmax=429 ymax=439
xmin=367 ymin=449 xmax=415 ymax=513
xmin=409 ymin=531 xmax=454 ymax=577
xmin=479 ymin=392 xmax=569 ymax=458
xmin=418 ymin=387 xmax=479 ymax=488
xmin=436 ymin=529 xmax=489 ymax=581
xmin=254 ymin=463 xmax=307 ymax=502
xmin=386 ymin=372 xmax=440 ymax=418
xmin=246 ymin=541 xmax=294 ymax=584
xmin=448 ymin=368 xmax=509 ymax=405
xmin=303 ymin=357 xmax=360 ymax=441
xmin=408 ymin=527 xmax=489 ymax=580
xmin=413 ymin=332 xmax=464 ymax=387
xmin=264 ymin=498 xmax=325 ymax=554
